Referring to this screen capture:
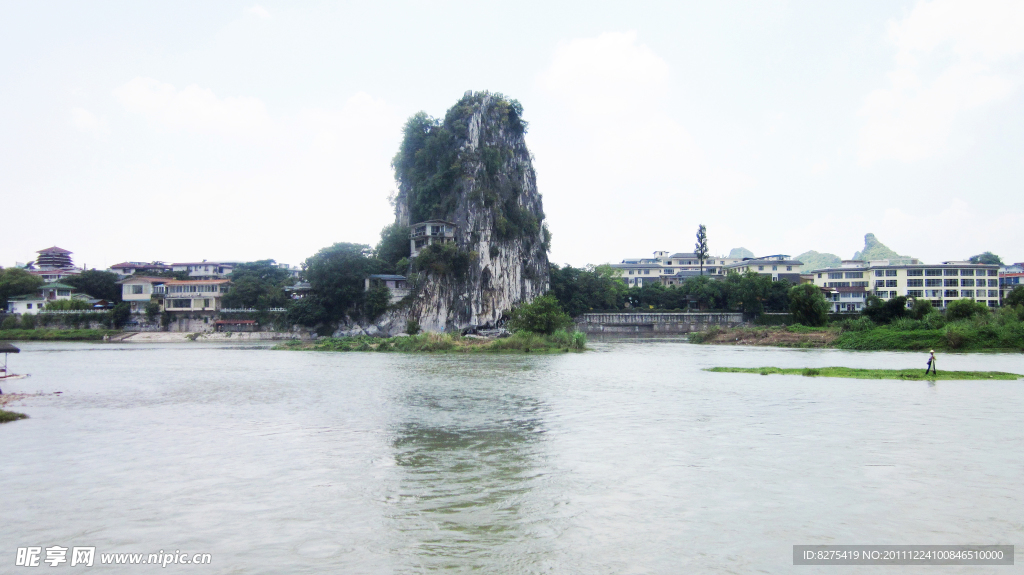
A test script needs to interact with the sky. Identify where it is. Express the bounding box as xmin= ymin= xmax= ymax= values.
xmin=2 ymin=0 xmax=1023 ymax=270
